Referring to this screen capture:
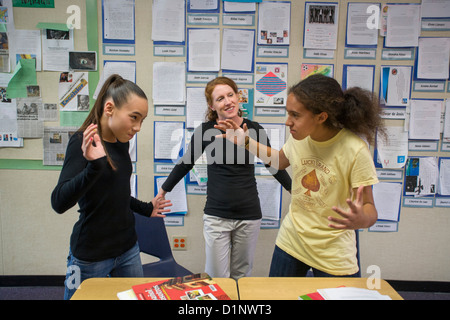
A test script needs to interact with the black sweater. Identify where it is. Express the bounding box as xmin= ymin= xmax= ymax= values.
xmin=162 ymin=119 xmax=291 ymax=220
xmin=51 ymin=131 xmax=153 ymax=262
